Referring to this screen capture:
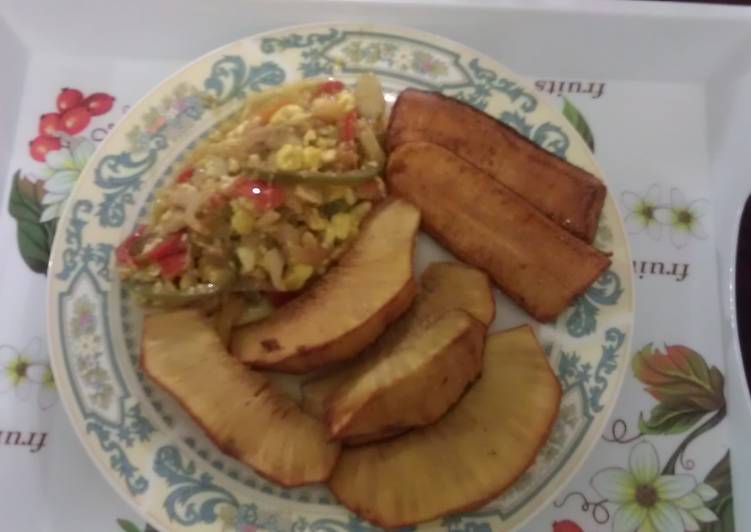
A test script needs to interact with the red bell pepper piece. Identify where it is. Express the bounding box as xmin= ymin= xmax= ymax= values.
xmin=115 ymin=224 xmax=146 ymax=267
xmin=176 ymin=167 xmax=194 ymax=183
xmin=314 ymin=80 xmax=344 ymax=97
xmin=158 ymin=253 xmax=188 ymax=281
xmin=146 ymin=232 xmax=187 ymax=262
xmin=339 ymin=110 xmax=358 ymax=142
